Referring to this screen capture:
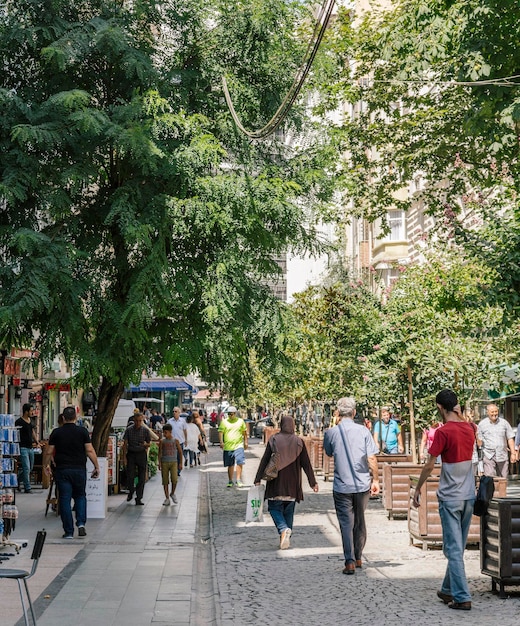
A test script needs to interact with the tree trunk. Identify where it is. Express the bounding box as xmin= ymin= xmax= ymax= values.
xmin=91 ymin=378 xmax=125 ymax=456
xmin=407 ymin=363 xmax=418 ymax=465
